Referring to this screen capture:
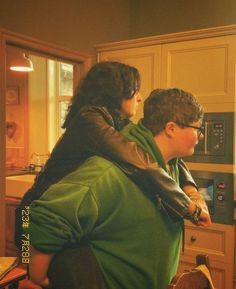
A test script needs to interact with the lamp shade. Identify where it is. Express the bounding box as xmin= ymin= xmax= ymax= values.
xmin=10 ymin=53 xmax=34 ymax=72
